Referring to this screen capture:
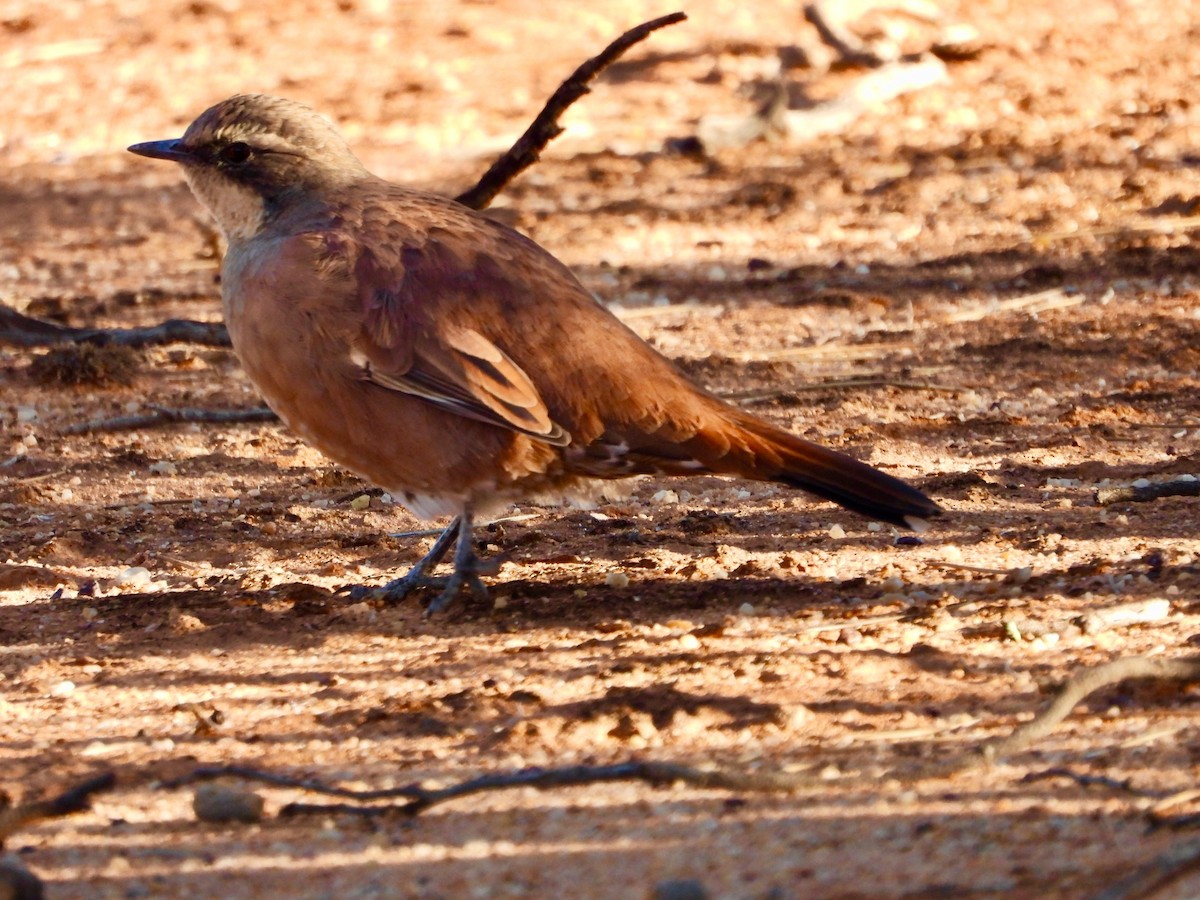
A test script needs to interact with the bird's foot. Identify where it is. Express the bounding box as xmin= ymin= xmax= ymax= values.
xmin=341 ymin=568 xmax=441 ymax=605
xmin=340 ymin=554 xmax=500 ymax=611
xmin=338 ymin=510 xmax=500 ymax=614
xmin=423 ymin=555 xmax=502 ymax=616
